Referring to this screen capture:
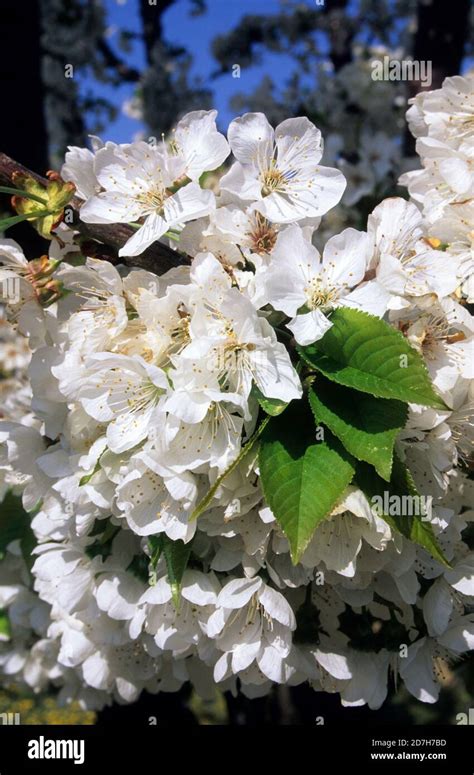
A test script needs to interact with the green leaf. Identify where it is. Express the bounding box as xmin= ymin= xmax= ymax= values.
xmin=309 ymin=377 xmax=407 ymax=480
xmin=0 ymin=491 xmax=35 ymax=562
xmin=190 ymin=416 xmax=270 ymax=521
xmin=259 ymin=402 xmax=356 ymax=564
xmin=0 ymin=492 xmax=36 ymax=575
xmin=149 ymin=535 xmax=192 ymax=609
xmin=251 ymin=384 xmax=288 ymax=416
xmin=298 ymin=308 xmax=447 ymax=409
xmin=148 ymin=535 xmax=163 ymax=571
xmin=20 ymin=526 xmax=37 ymax=574
xmin=0 ymin=610 xmax=11 ymax=641
xmin=354 ymin=457 xmax=450 ymax=568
